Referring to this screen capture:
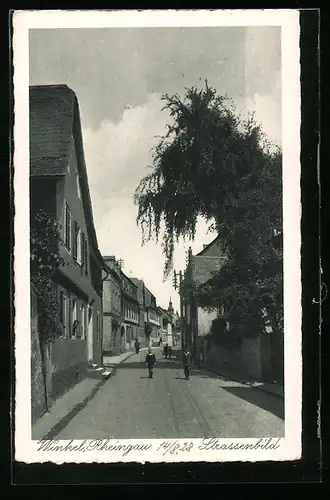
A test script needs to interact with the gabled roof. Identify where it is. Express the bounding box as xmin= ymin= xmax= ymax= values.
xmin=190 ymin=255 xmax=226 ymax=287
xmin=196 ymin=235 xmax=221 ymax=256
xmin=30 ymin=84 xmax=76 ymax=176
xmin=102 ymin=256 xmax=122 ymax=283
xmin=29 ymin=84 xmax=104 ymax=267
